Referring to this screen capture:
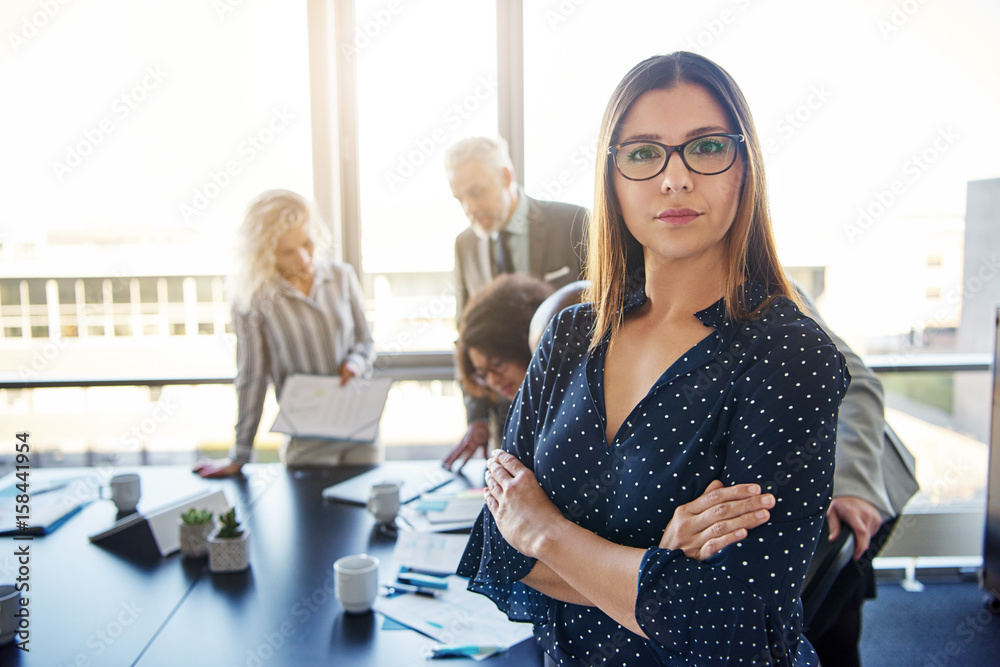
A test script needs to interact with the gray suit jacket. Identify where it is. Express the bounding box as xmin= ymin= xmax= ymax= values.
xmin=455 ymin=194 xmax=589 ymax=424
xmin=796 ymin=286 xmax=918 ymax=520
xmin=454 ymin=195 xmax=589 ymax=319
